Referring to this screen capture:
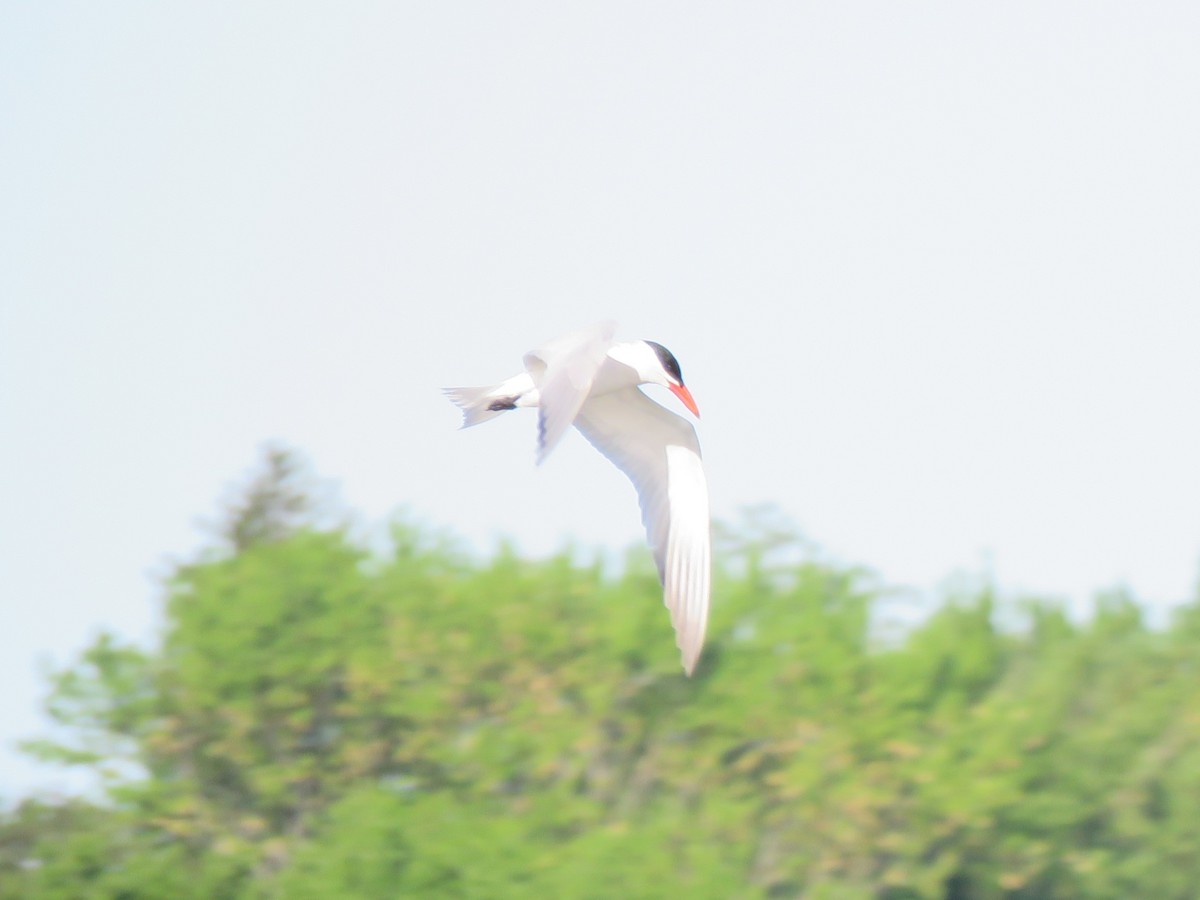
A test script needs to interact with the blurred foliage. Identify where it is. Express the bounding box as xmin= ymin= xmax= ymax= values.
xmin=5 ymin=450 xmax=1200 ymax=898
